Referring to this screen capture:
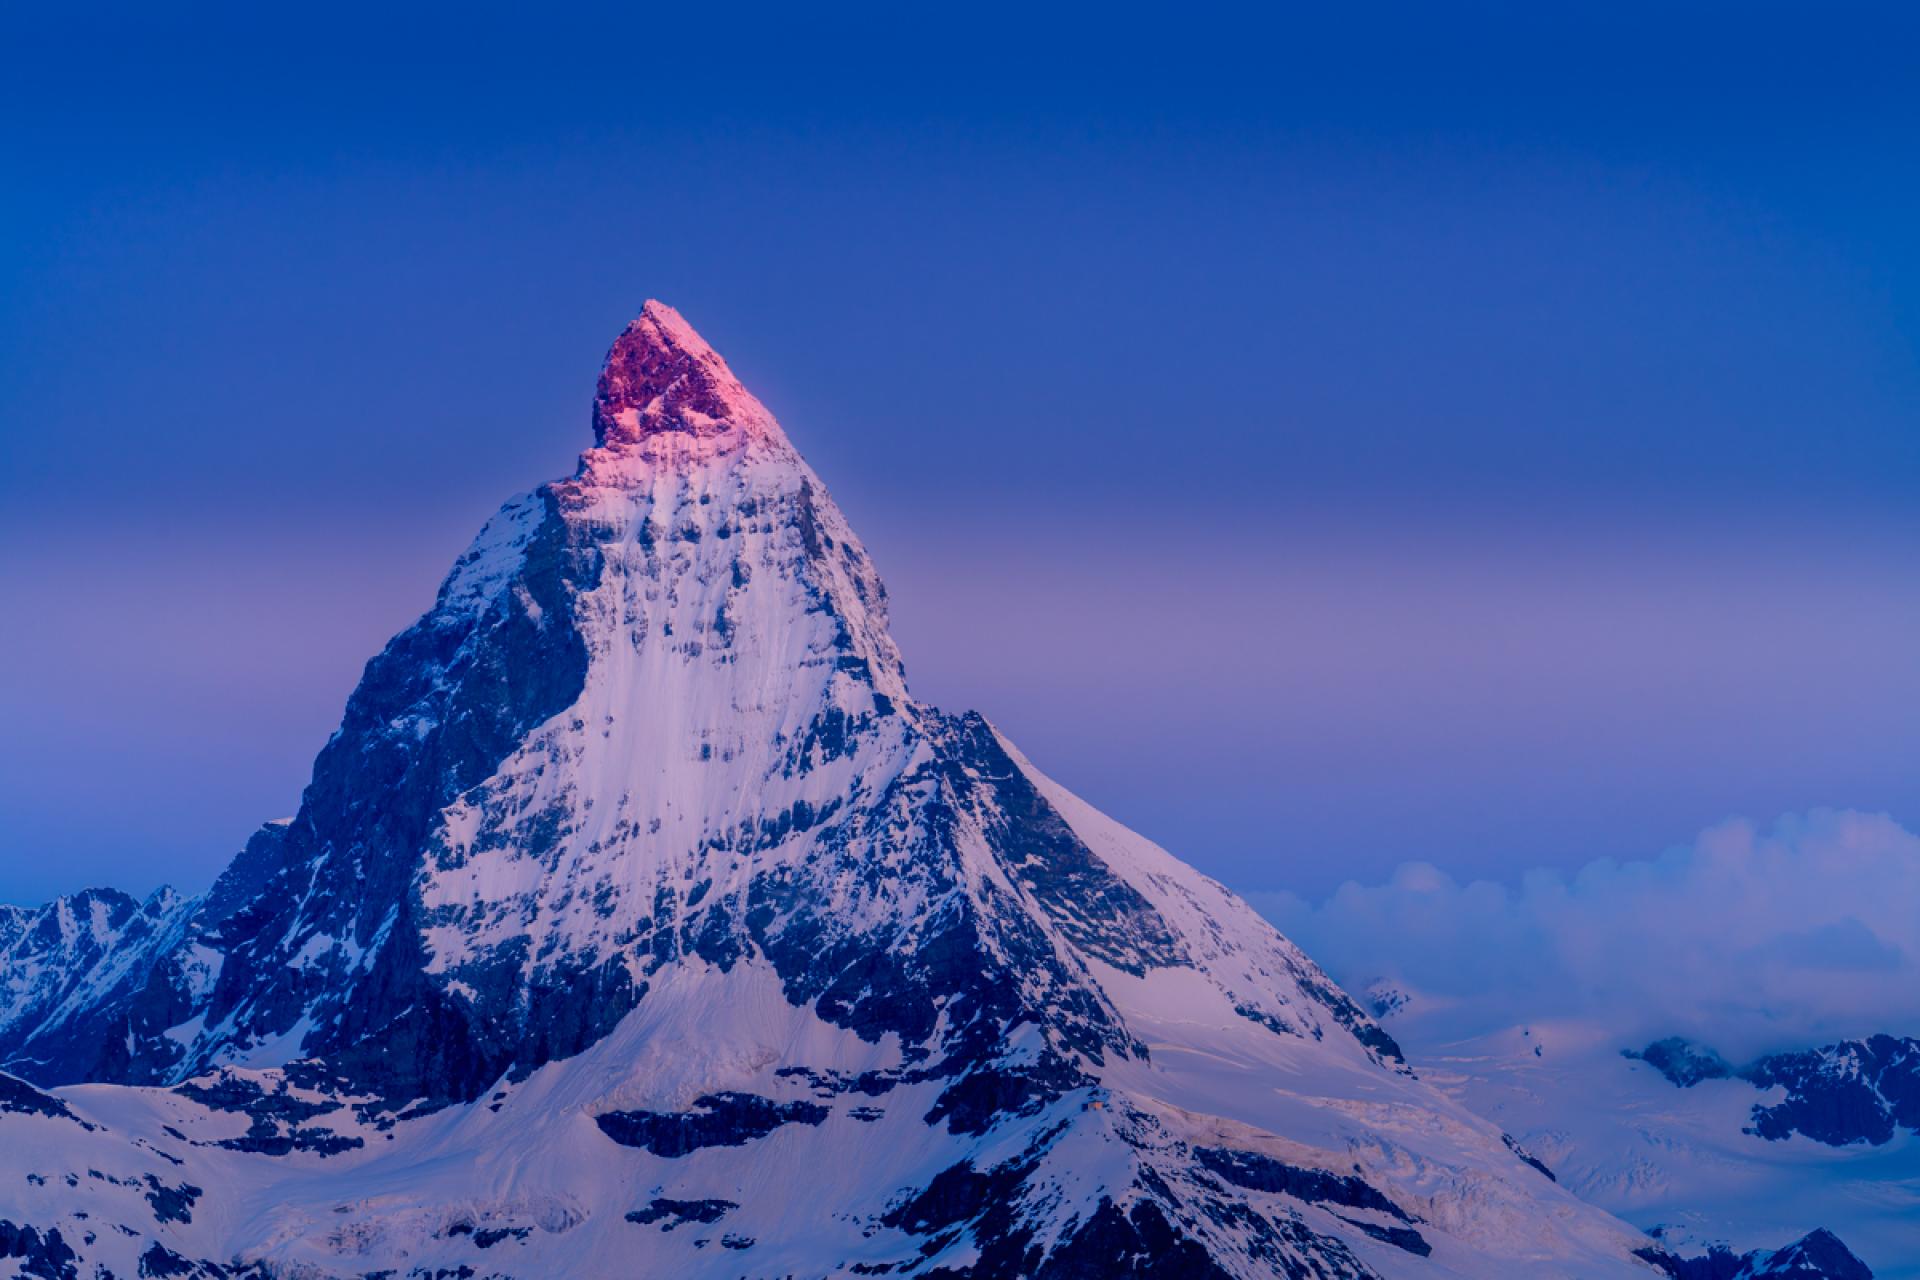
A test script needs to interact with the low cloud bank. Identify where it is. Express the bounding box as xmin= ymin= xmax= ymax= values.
xmin=1252 ymin=809 xmax=1920 ymax=1059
